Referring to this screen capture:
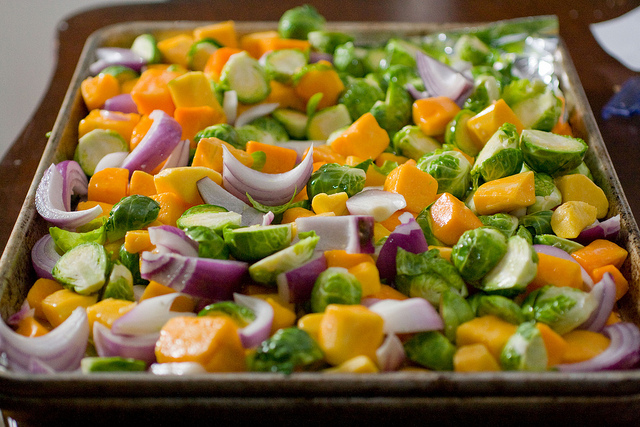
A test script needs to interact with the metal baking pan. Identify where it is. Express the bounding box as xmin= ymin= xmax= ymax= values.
xmin=1 ymin=20 xmax=640 ymax=425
